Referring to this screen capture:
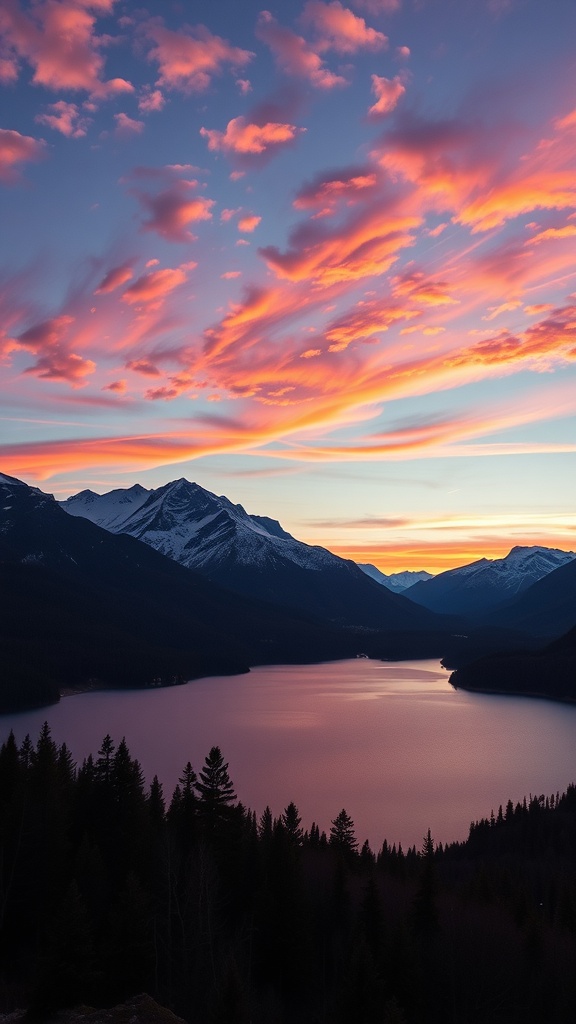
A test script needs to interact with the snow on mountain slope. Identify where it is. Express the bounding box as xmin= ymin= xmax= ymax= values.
xmin=62 ymin=478 xmax=342 ymax=573
xmin=62 ymin=484 xmax=150 ymax=530
xmin=59 ymin=477 xmax=447 ymax=632
xmin=407 ymin=545 xmax=576 ymax=616
xmin=358 ymin=564 xmax=434 ymax=592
